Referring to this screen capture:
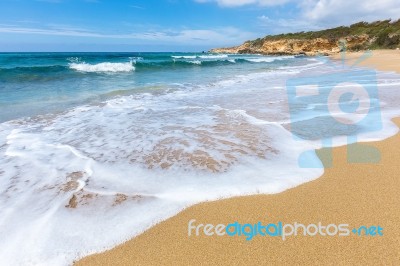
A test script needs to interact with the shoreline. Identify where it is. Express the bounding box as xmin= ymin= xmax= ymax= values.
xmin=76 ymin=50 xmax=400 ymax=265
